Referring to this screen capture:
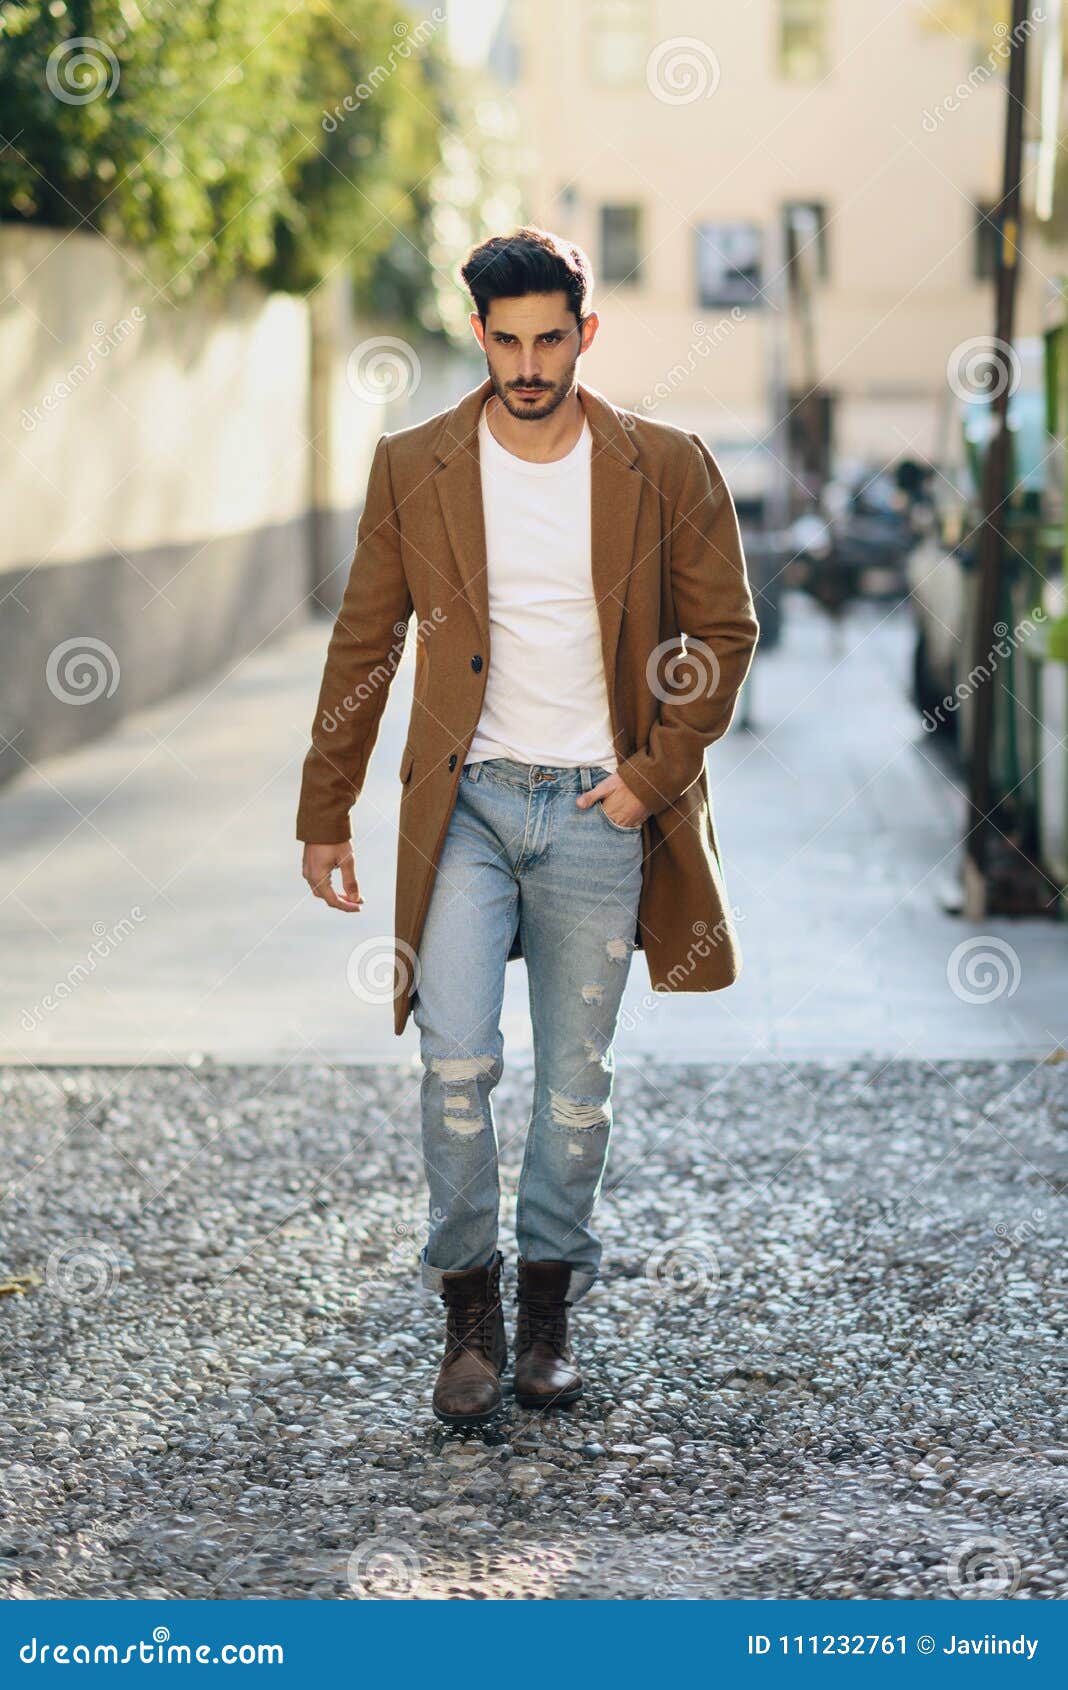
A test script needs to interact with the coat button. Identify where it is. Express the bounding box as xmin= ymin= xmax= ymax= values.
xmin=448 ymin=753 xmax=457 ymax=771
xmin=471 ymin=654 xmax=483 ymax=672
